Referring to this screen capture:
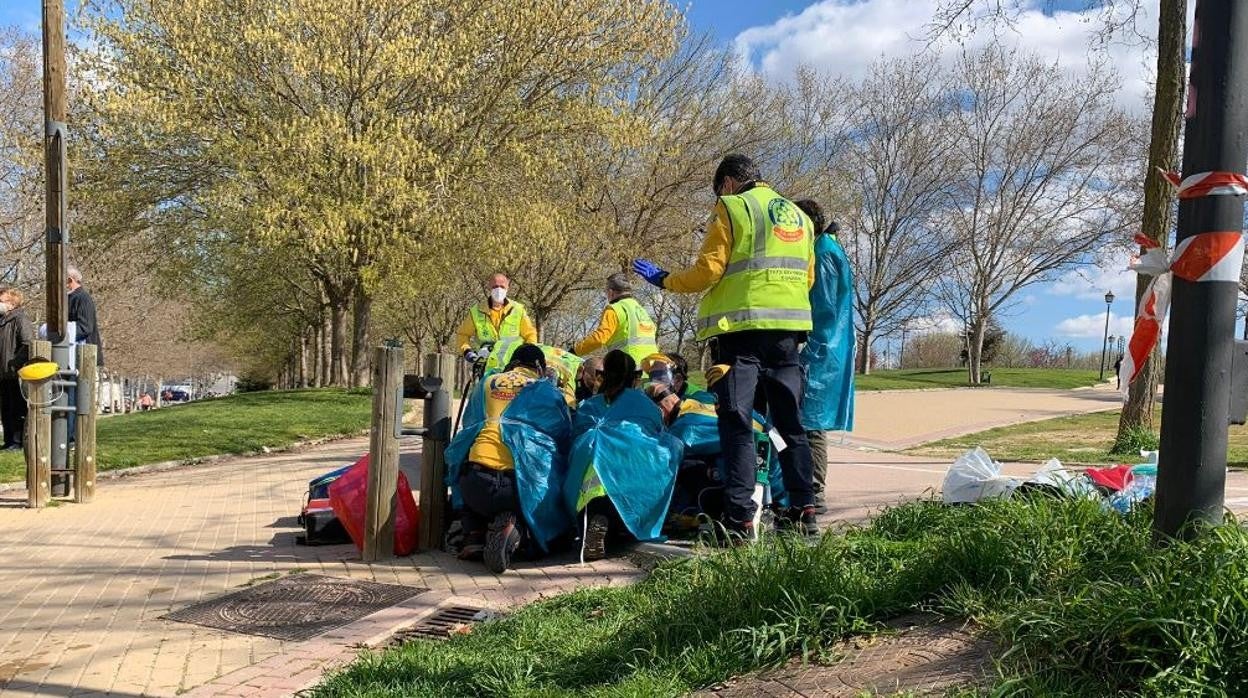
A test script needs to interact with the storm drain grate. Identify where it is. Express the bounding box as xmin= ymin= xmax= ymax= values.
xmin=162 ymin=573 xmax=428 ymax=642
xmin=386 ymin=605 xmax=497 ymax=644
